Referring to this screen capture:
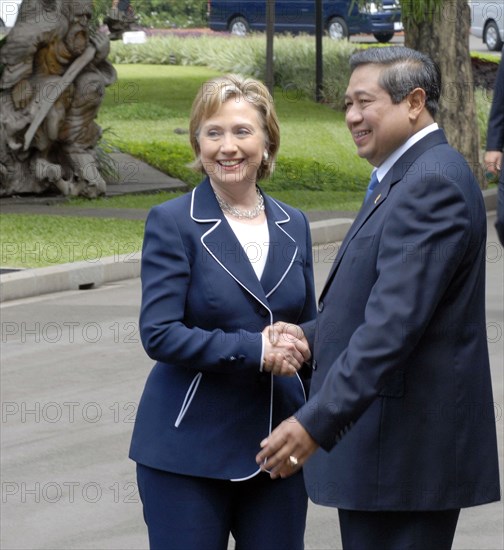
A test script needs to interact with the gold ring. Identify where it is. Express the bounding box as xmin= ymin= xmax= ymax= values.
xmin=288 ymin=455 xmax=298 ymax=468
